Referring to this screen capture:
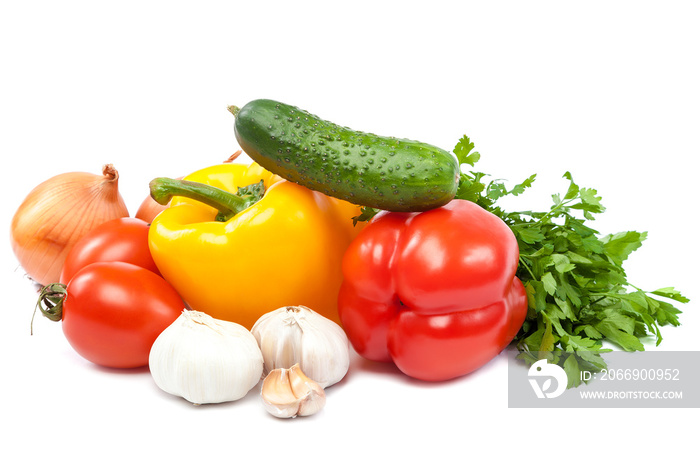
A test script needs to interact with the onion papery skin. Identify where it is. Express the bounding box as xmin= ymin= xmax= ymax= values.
xmin=10 ymin=165 xmax=129 ymax=285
